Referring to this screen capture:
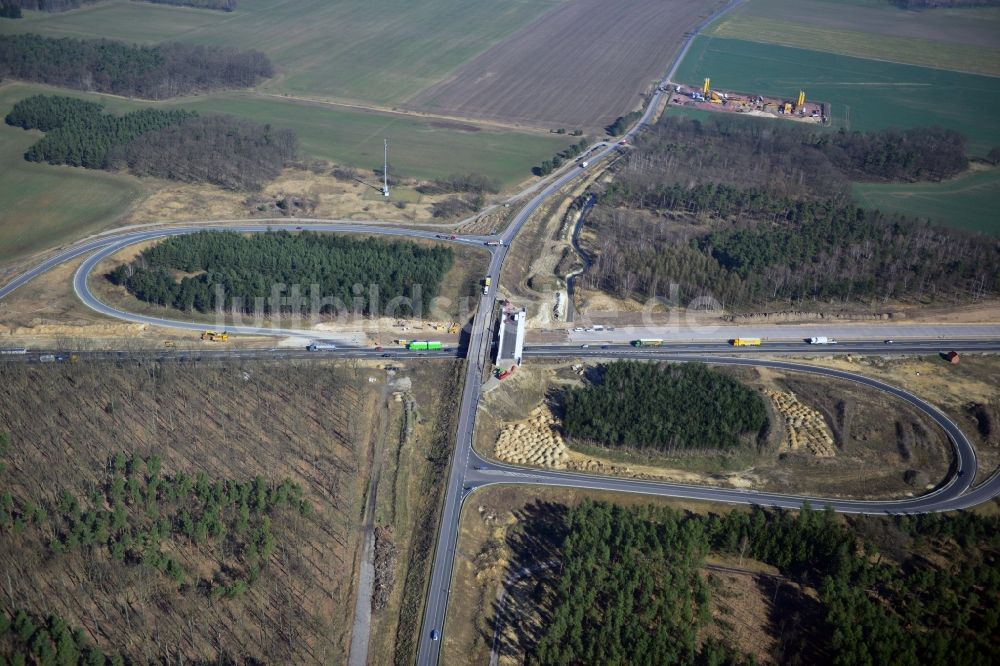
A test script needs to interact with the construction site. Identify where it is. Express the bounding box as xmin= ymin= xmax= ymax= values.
xmin=668 ymin=78 xmax=827 ymax=124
